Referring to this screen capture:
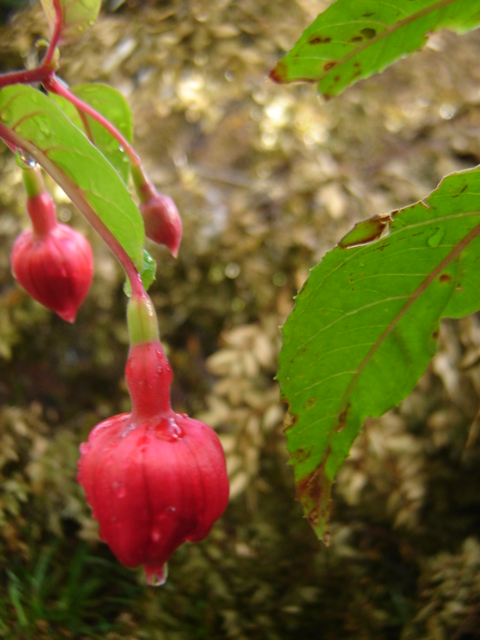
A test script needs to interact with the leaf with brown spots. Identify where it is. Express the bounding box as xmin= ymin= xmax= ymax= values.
xmin=278 ymin=167 xmax=480 ymax=542
xmin=269 ymin=0 xmax=480 ymax=98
